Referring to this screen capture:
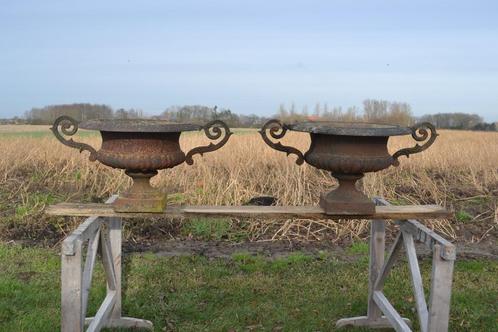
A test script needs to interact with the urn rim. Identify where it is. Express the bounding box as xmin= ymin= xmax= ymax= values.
xmin=286 ymin=121 xmax=412 ymax=137
xmin=79 ymin=119 xmax=202 ymax=133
